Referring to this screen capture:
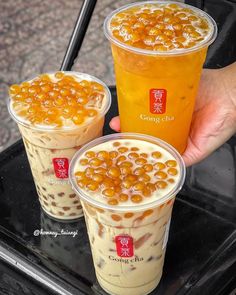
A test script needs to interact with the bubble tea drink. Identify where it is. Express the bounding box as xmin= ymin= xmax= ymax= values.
xmin=70 ymin=133 xmax=185 ymax=295
xmin=8 ymin=72 xmax=111 ymax=220
xmin=104 ymin=2 xmax=217 ymax=153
